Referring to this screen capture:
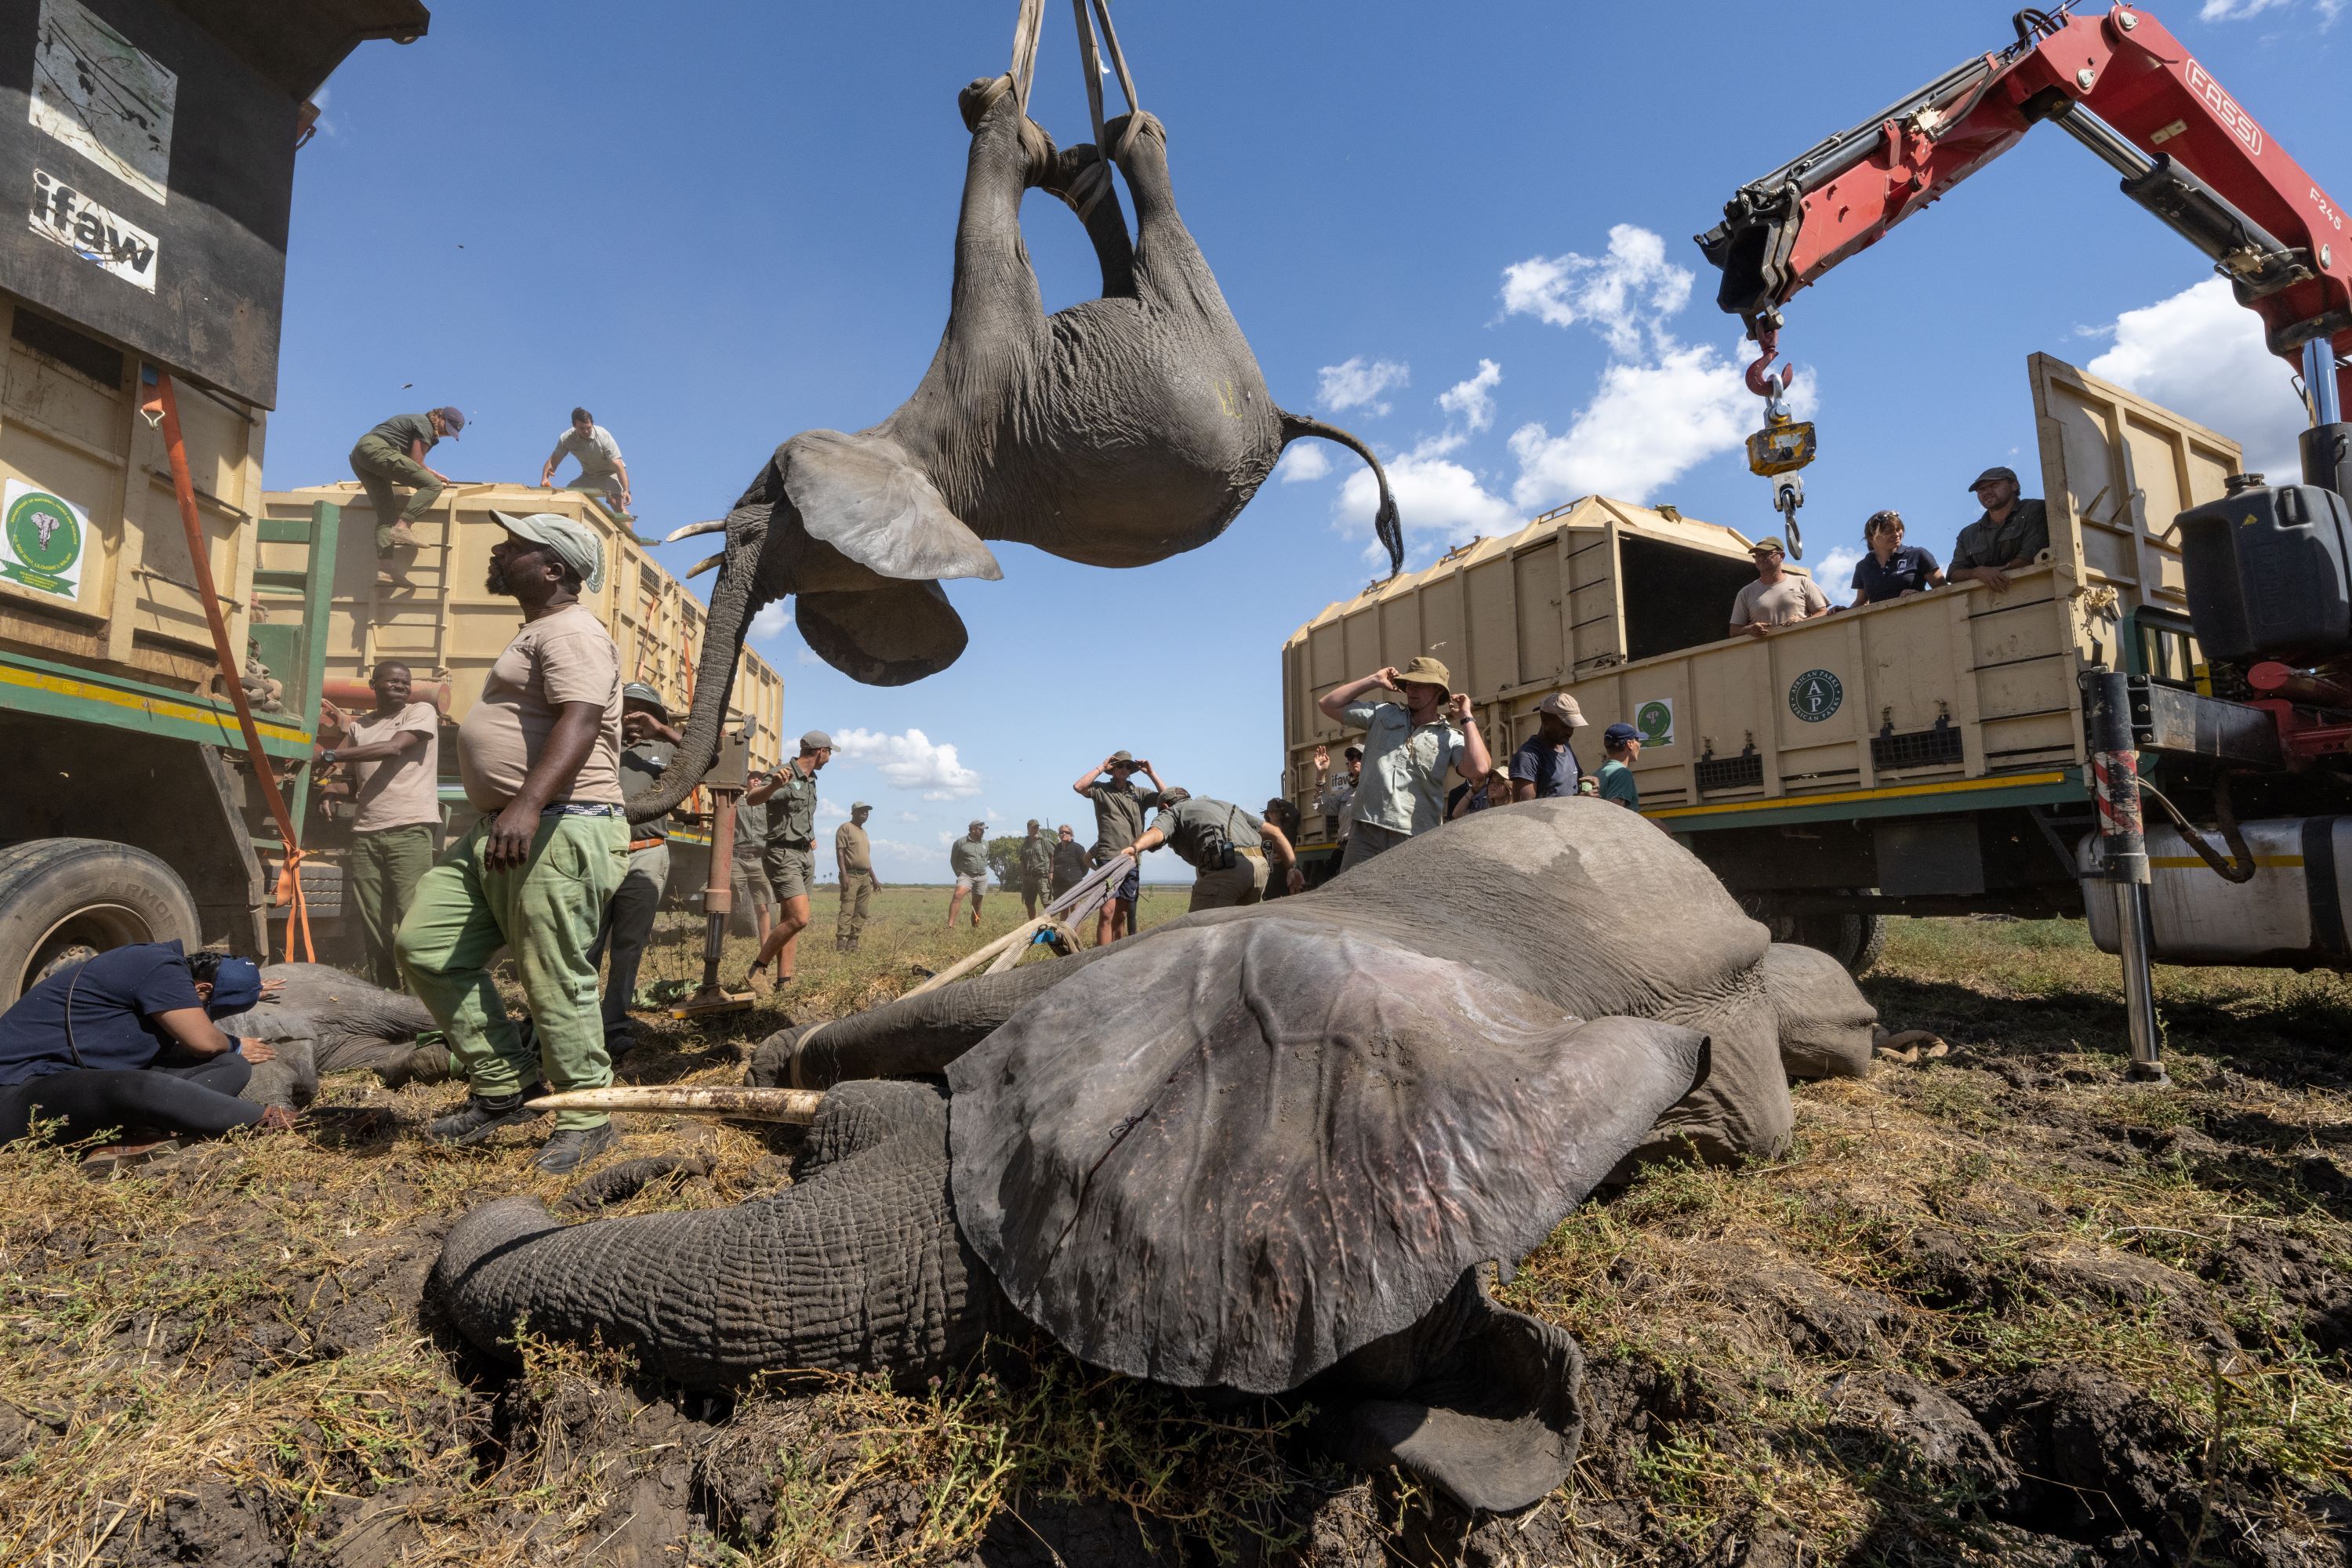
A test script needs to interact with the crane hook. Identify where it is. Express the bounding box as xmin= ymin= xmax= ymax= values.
xmin=1744 ymin=323 xmax=1796 ymax=403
